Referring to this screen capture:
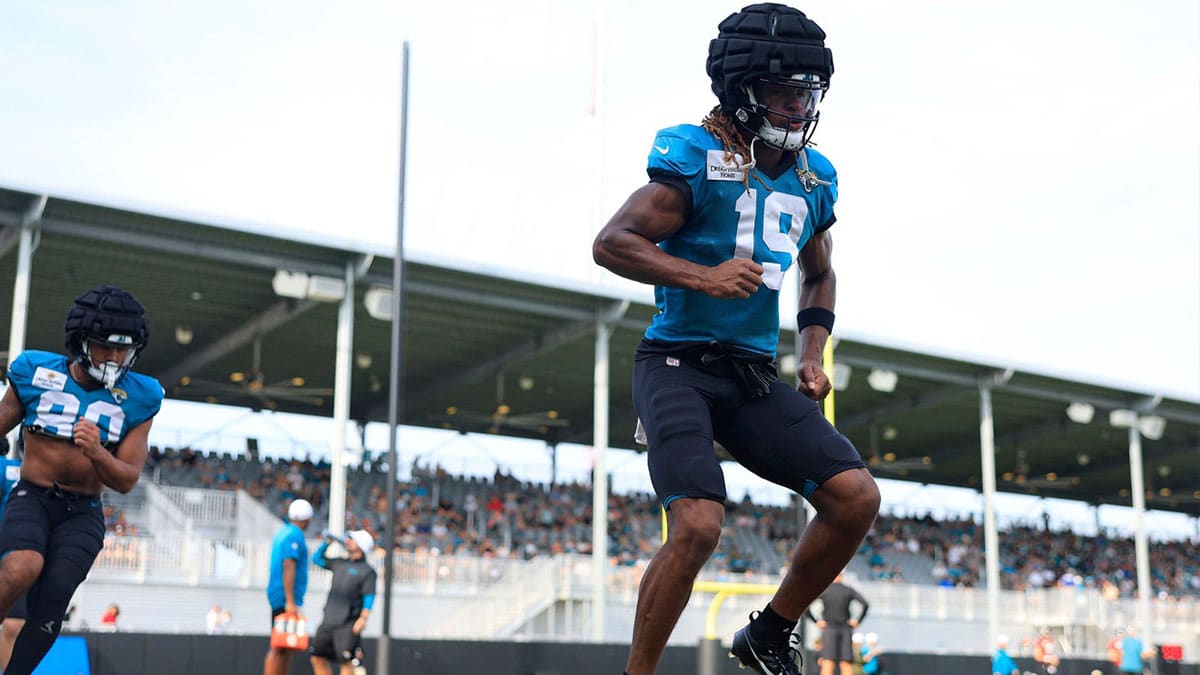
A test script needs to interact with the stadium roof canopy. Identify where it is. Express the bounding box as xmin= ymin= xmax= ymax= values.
xmin=1 ymin=185 xmax=1198 ymax=516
